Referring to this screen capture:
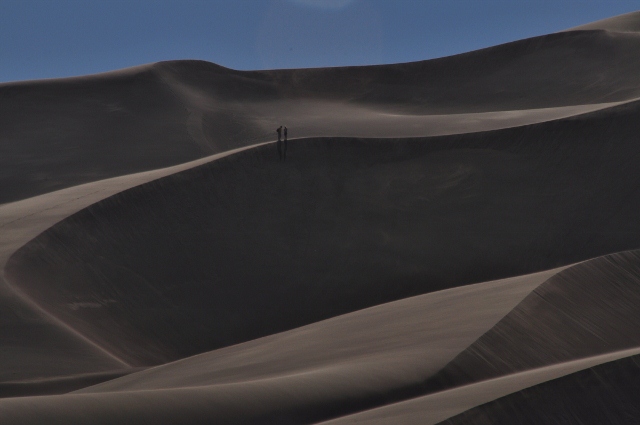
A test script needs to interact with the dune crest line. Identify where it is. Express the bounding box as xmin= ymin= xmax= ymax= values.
xmin=3 ymin=10 xmax=640 ymax=422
